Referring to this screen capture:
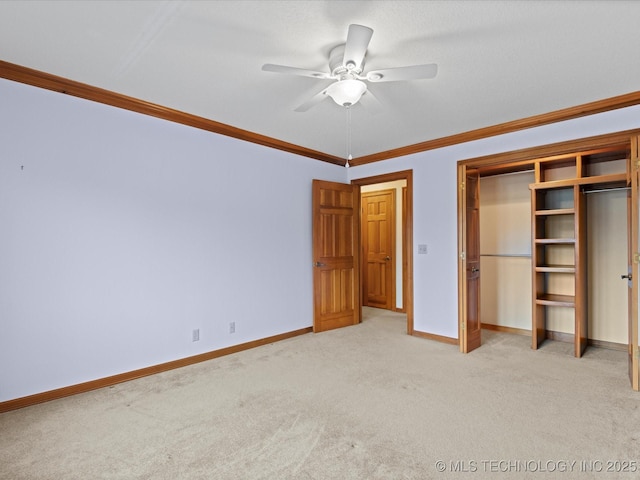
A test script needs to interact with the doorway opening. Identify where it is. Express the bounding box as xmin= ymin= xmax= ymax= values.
xmin=352 ymin=170 xmax=413 ymax=334
xmin=361 ymin=180 xmax=406 ymax=312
